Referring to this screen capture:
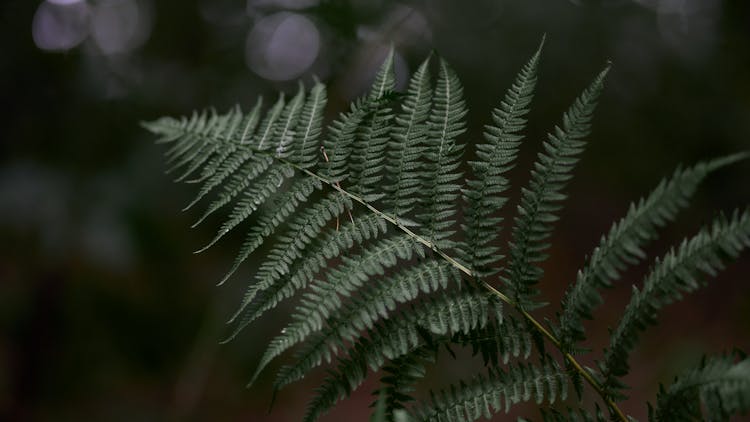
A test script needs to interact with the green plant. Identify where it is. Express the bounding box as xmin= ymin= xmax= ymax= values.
xmin=143 ymin=40 xmax=750 ymax=421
